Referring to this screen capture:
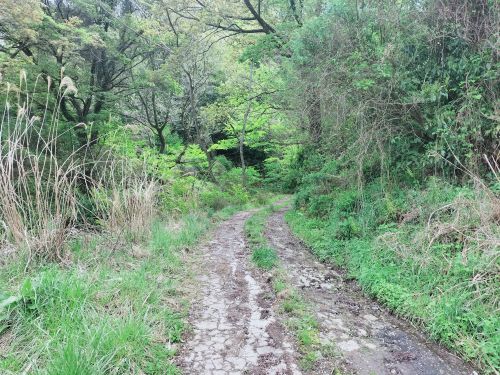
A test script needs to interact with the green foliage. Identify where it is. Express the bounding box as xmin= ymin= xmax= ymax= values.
xmin=199 ymin=189 xmax=233 ymax=211
xmin=334 ymin=217 xmax=361 ymax=240
xmin=239 ymin=34 xmax=282 ymax=63
xmin=282 ymin=0 xmax=498 ymax=182
xmin=263 ymin=153 xmax=302 ymax=192
xmin=0 ymin=292 xmax=20 ymax=334
xmin=288 ymin=175 xmax=500 ymax=372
